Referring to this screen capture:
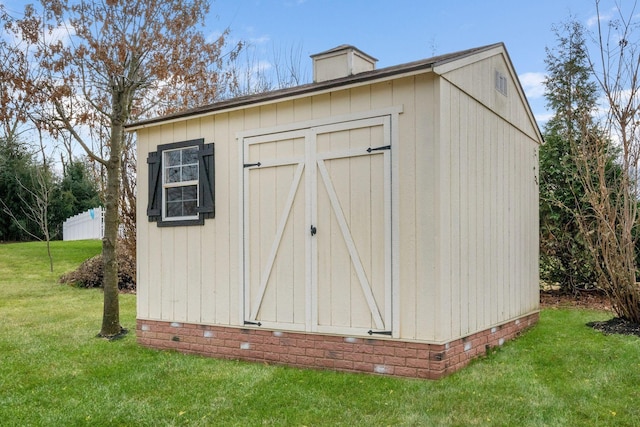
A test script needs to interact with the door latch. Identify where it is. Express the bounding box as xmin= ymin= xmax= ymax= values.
xmin=310 ymin=225 xmax=317 ymax=236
